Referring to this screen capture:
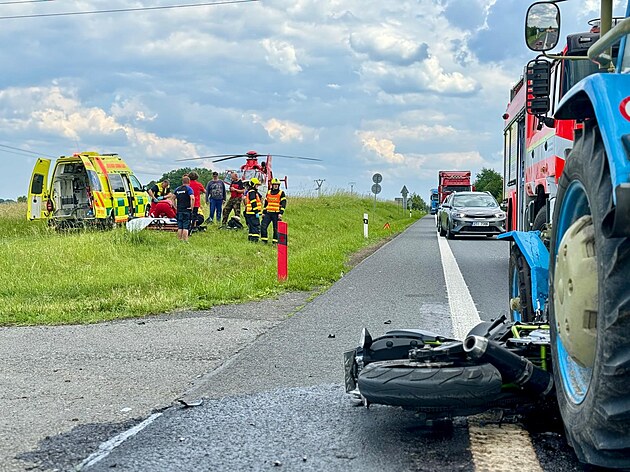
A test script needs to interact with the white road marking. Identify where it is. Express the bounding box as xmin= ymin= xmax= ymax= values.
xmin=438 ymin=236 xmax=542 ymax=471
xmin=437 ymin=236 xmax=482 ymax=340
xmin=77 ymin=412 xmax=163 ymax=470
xmin=468 ymin=423 xmax=543 ymax=471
